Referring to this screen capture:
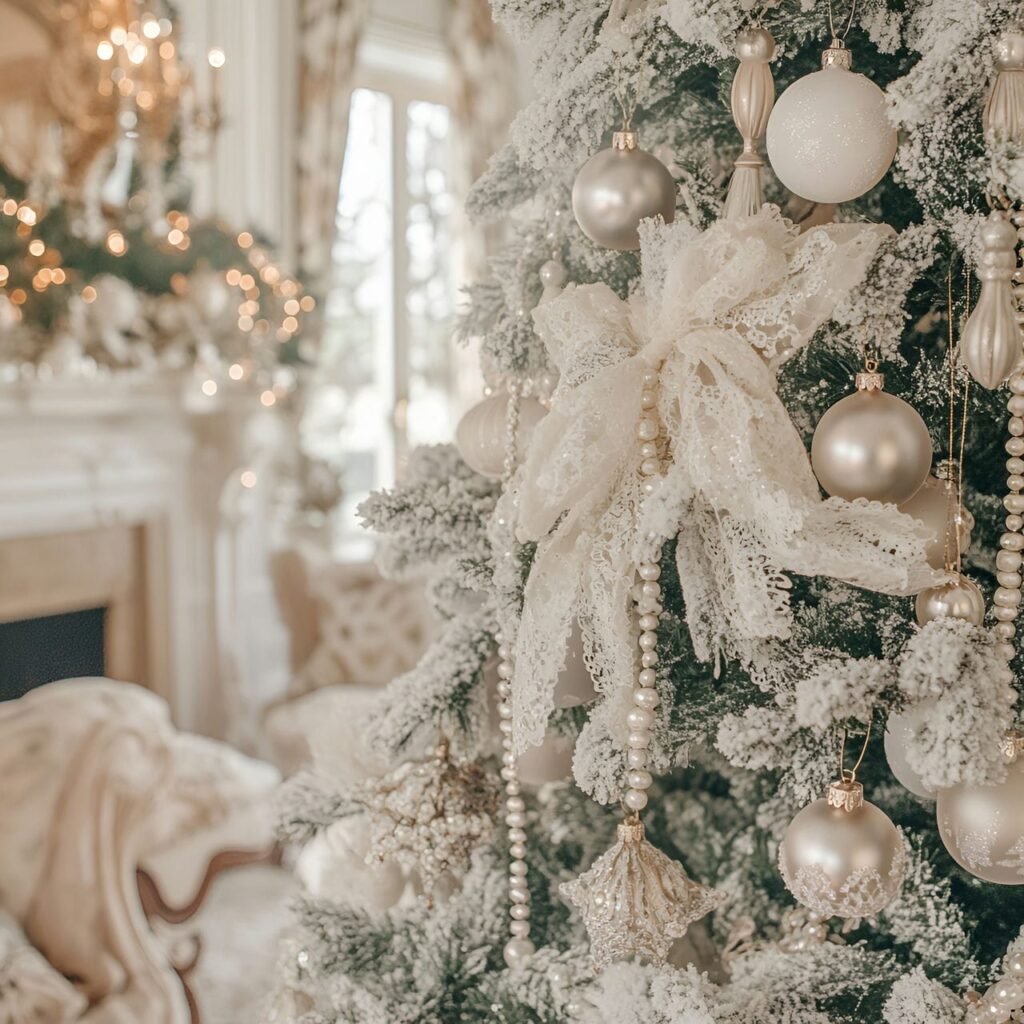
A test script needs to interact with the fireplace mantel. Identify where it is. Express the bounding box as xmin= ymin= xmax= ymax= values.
xmin=0 ymin=372 xmax=256 ymax=735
